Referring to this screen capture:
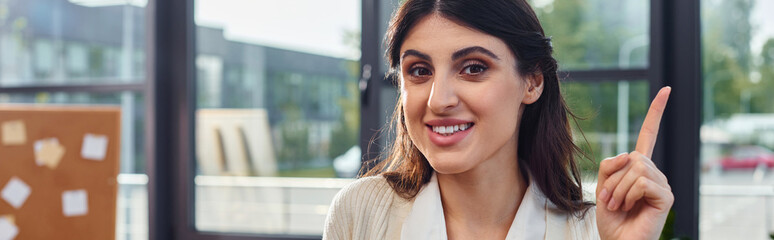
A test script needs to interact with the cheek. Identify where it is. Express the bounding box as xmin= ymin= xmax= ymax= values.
xmin=467 ymin=80 xmax=524 ymax=134
xmin=401 ymin=86 xmax=430 ymax=133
